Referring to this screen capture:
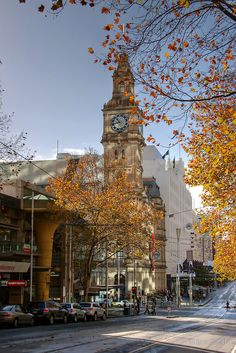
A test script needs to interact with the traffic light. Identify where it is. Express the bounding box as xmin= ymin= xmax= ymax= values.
xmin=131 ymin=286 xmax=137 ymax=294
